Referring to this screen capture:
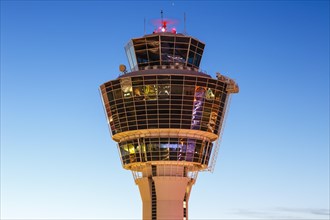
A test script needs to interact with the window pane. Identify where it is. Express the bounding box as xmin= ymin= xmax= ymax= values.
xmin=176 ymin=37 xmax=190 ymax=43
xmin=161 ymin=36 xmax=174 ymax=42
xmin=136 ymin=50 xmax=148 ymax=64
